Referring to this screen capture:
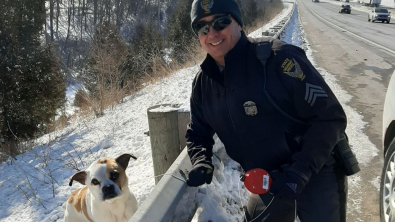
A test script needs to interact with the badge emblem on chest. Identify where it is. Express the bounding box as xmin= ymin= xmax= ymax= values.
xmin=243 ymin=101 xmax=258 ymax=116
